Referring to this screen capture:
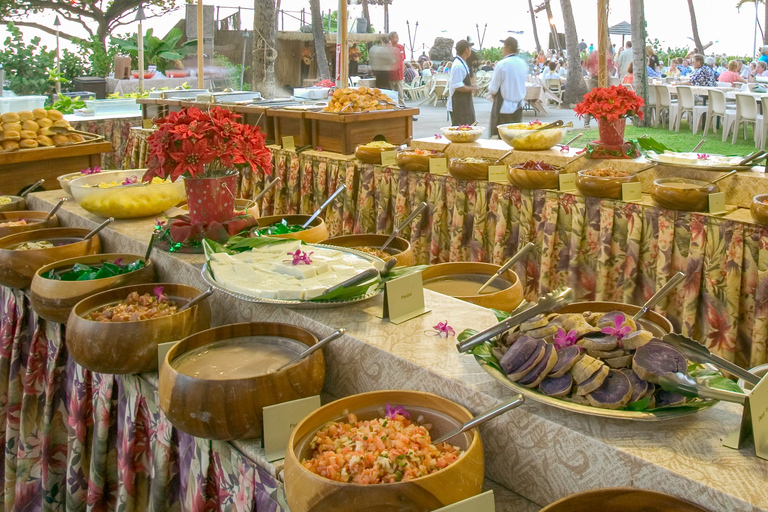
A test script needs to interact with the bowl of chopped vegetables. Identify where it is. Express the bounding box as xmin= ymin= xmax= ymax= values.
xmin=448 ymin=157 xmax=494 ymax=180
xmin=576 ymin=167 xmax=639 ymax=199
xmin=0 ymin=195 xmax=25 ymax=213
xmin=507 ymin=160 xmax=562 ymax=189
xmin=396 ymin=149 xmax=446 ymax=172
xmin=0 ymin=210 xmax=59 ymax=238
xmin=355 ymin=141 xmax=398 ymax=164
xmin=70 ymin=169 xmax=186 ymax=219
xmin=324 ymin=233 xmax=414 ymax=267
xmin=66 ymin=283 xmax=211 ymax=374
xmin=251 ymin=214 xmax=329 ymax=244
xmin=0 ymin=227 xmax=101 ymax=289
xmin=497 ymin=122 xmax=568 ymax=150
xmin=30 ymin=253 xmax=156 ymax=324
xmin=440 ymin=125 xmax=485 ymax=143
xmin=284 ymin=390 xmax=484 ymax=512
